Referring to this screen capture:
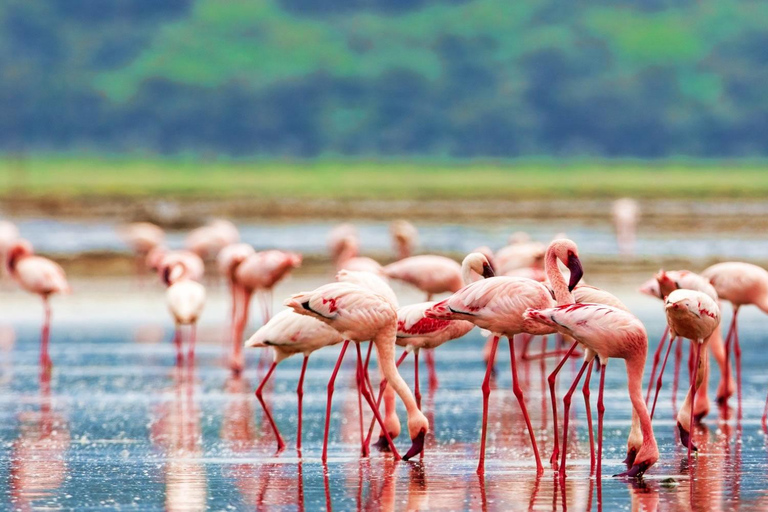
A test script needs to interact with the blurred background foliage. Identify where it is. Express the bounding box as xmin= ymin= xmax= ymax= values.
xmin=2 ymin=0 xmax=768 ymax=158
